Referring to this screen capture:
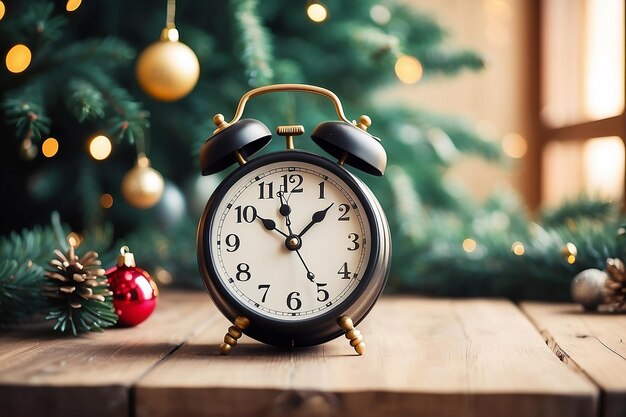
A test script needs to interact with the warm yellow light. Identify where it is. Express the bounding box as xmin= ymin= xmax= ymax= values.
xmin=66 ymin=0 xmax=82 ymax=12
xmin=68 ymin=232 xmax=82 ymax=248
xmin=100 ymin=193 xmax=113 ymax=209
xmin=41 ymin=137 xmax=59 ymax=158
xmin=6 ymin=44 xmax=32 ymax=73
xmin=395 ymin=55 xmax=423 ymax=84
xmin=0 ymin=2 xmax=6 ymax=21
xmin=89 ymin=135 xmax=112 ymax=160
xmin=512 ymin=241 xmax=525 ymax=256
xmin=462 ymin=238 xmax=477 ymax=253
xmin=583 ymin=136 xmax=625 ymax=200
xmin=567 ymin=255 xmax=576 ymax=264
xmin=307 ymin=3 xmax=328 ymax=23
xmin=502 ymin=133 xmax=528 ymax=159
